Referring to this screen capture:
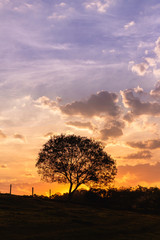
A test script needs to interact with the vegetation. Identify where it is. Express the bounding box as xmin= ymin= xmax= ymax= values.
xmin=51 ymin=186 xmax=160 ymax=214
xmin=1 ymin=193 xmax=160 ymax=240
xmin=36 ymin=134 xmax=117 ymax=197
